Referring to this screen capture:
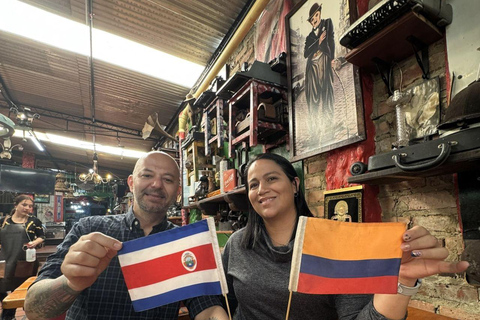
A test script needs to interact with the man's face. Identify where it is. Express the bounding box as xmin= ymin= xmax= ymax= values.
xmin=309 ymin=10 xmax=322 ymax=29
xmin=128 ymin=153 xmax=180 ymax=216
